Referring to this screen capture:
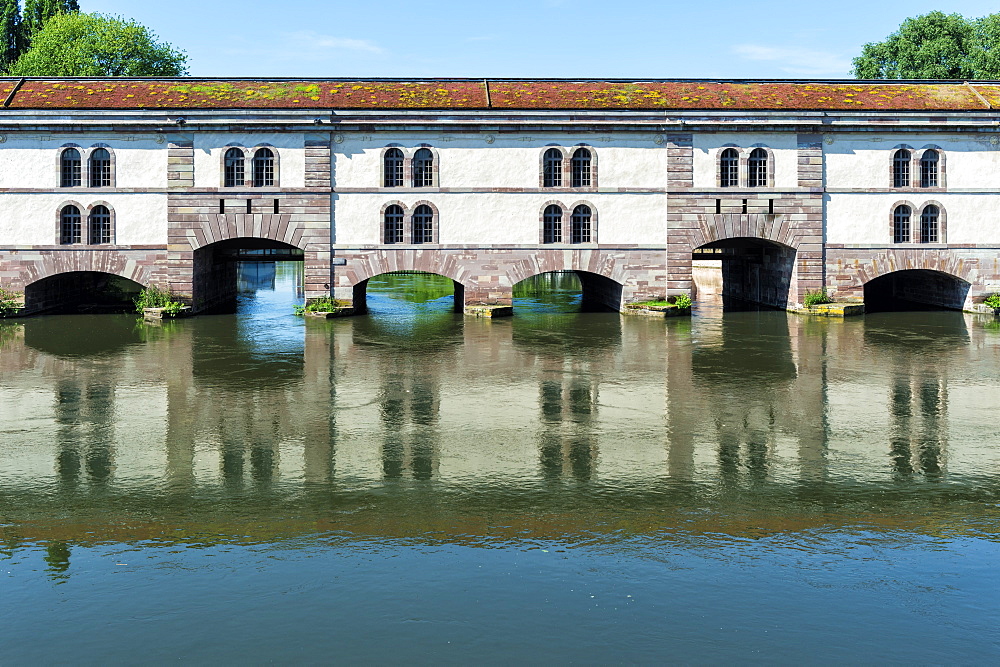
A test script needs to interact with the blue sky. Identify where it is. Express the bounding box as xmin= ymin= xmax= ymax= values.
xmin=86 ymin=1 xmax=1000 ymax=78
